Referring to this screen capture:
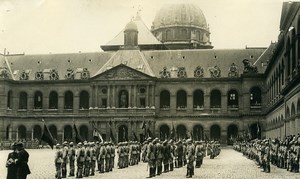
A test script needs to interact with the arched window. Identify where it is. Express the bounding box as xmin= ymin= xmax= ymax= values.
xmin=34 ymin=91 xmax=43 ymax=109
xmin=49 ymin=91 xmax=58 ymax=109
xmin=210 ymin=89 xmax=221 ymax=108
xmin=286 ymin=106 xmax=290 ymax=118
xmin=160 ymin=90 xmax=170 ymax=109
xmin=250 ymin=87 xmax=261 ymax=106
xmin=291 ymin=103 xmax=296 ymax=116
xmin=33 ymin=125 xmax=42 ymax=140
xmin=18 ymin=125 xmax=27 ymax=139
xmin=64 ymin=91 xmax=73 ymax=109
xmin=210 ymin=125 xmax=221 ymax=141
xmin=159 ymin=125 xmax=170 ymax=140
xmin=228 ymin=89 xmax=239 ymax=108
xmin=19 ymin=92 xmax=28 ymax=109
xmin=177 ymin=90 xmax=187 ymax=109
xmin=79 ymin=91 xmax=89 ymax=109
xmin=7 ymin=90 xmax=12 ymax=109
xmin=193 ymin=90 xmax=204 ymax=108
xmin=49 ymin=125 xmax=57 ymax=140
